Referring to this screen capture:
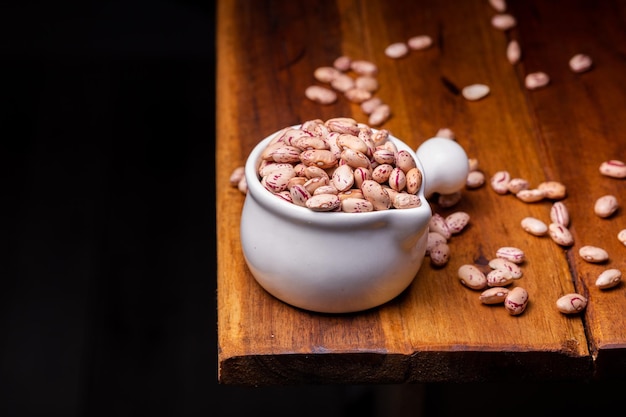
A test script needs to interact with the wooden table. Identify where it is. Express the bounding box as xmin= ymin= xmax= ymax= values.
xmin=216 ymin=0 xmax=626 ymax=385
